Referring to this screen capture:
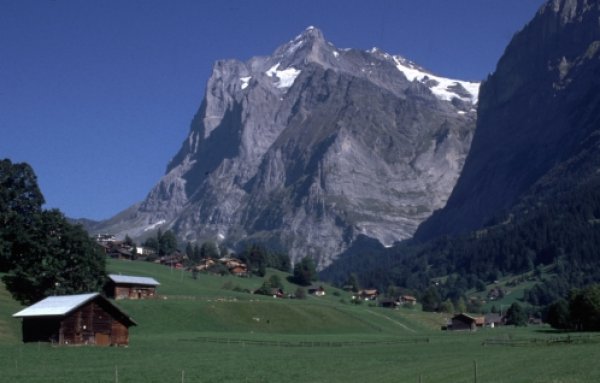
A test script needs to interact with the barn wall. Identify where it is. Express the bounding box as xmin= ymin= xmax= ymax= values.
xmin=451 ymin=318 xmax=475 ymax=331
xmin=114 ymin=284 xmax=156 ymax=300
xmin=59 ymin=300 xmax=130 ymax=345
